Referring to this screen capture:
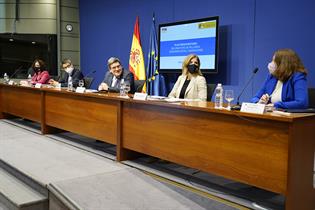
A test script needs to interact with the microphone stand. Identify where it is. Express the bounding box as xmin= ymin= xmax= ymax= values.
xmin=7 ymin=66 xmax=23 ymax=85
xmin=10 ymin=66 xmax=23 ymax=78
xmin=84 ymin=70 xmax=96 ymax=78
xmin=231 ymin=68 xmax=259 ymax=110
